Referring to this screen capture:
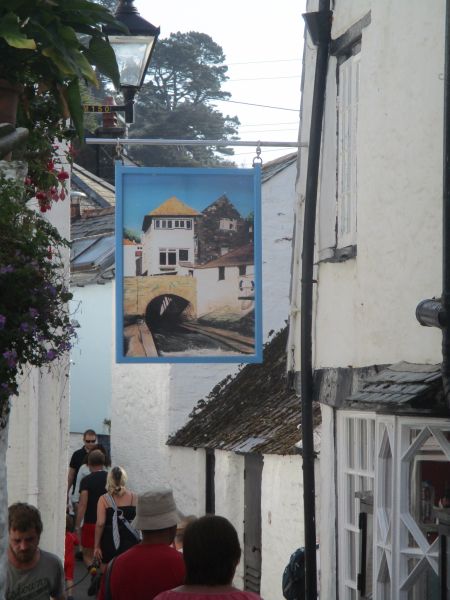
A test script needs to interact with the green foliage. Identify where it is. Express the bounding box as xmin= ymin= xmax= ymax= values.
xmin=0 ymin=176 xmax=76 ymax=405
xmin=123 ymin=228 xmax=141 ymax=243
xmin=129 ymin=31 xmax=240 ymax=167
xmin=0 ymin=0 xmax=125 ymax=138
